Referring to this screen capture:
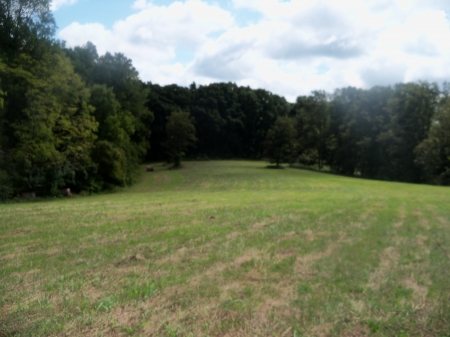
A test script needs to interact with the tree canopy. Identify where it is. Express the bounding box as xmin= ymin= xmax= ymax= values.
xmin=162 ymin=111 xmax=197 ymax=167
xmin=264 ymin=116 xmax=297 ymax=167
